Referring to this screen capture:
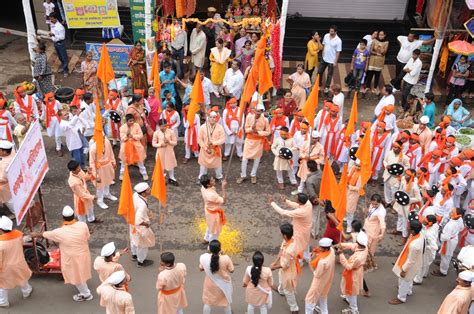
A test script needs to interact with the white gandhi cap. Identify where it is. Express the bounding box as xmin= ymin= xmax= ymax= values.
xmin=458 ymin=270 xmax=473 ymax=282
xmin=356 ymin=231 xmax=368 ymax=246
xmin=319 ymin=237 xmax=333 ymax=247
xmin=107 ymin=270 xmax=126 ymax=285
xmin=419 ymin=116 xmax=429 ymax=124
xmin=101 ymin=242 xmax=116 ymax=257
xmin=209 ymin=111 xmax=218 ymax=117
xmin=0 ymin=216 xmax=13 ymax=231
xmin=62 ymin=205 xmax=74 ymax=217
xmin=256 ymin=103 xmax=265 ymax=111
xmin=134 ymin=182 xmax=150 ymax=193
xmin=0 ymin=140 xmax=13 ymax=150
xmin=311 ymin=130 xmax=321 ymax=138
